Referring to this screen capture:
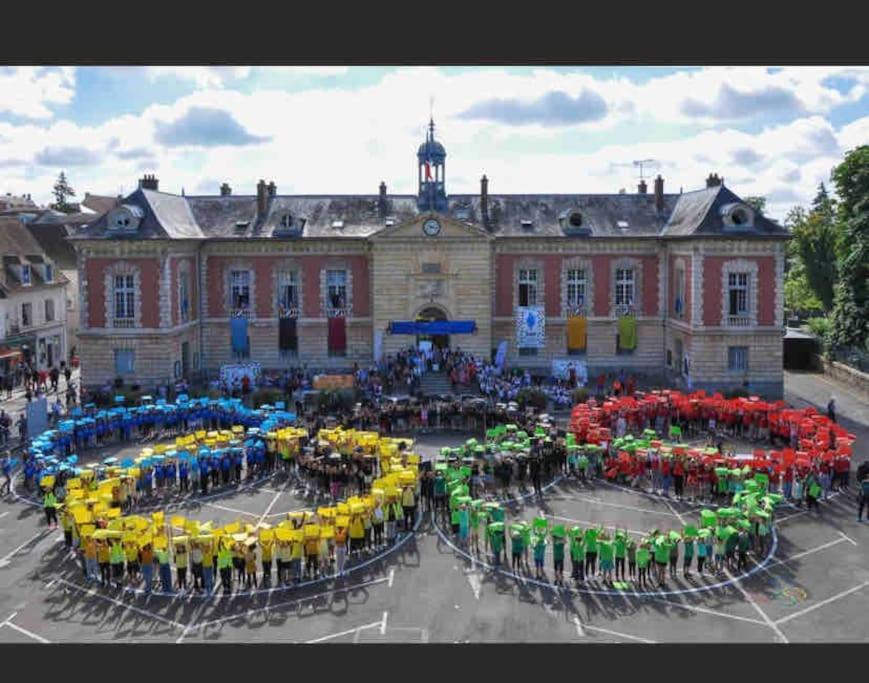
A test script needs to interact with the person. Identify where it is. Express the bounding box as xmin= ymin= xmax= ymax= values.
xmin=1 ymin=454 xmax=13 ymax=496
xmin=511 ymin=527 xmax=524 ymax=573
xmin=682 ymin=535 xmax=694 ymax=578
xmin=61 ymin=507 xmax=74 ymax=550
xmin=156 ymin=543 xmax=172 ymax=593
xmin=140 ymin=543 xmax=154 ymax=592
xmin=551 ymin=530 xmax=566 ymax=585
xmin=43 ymin=487 xmax=58 ymax=528
xmin=668 ymin=534 xmax=680 ymax=579
xmin=696 ymin=533 xmax=707 ymax=575
xmin=583 ymin=525 xmax=599 ymax=578
xmin=827 ymin=396 xmax=836 ymax=423
xmin=614 ymin=529 xmax=627 ymax=582
xmin=654 ymin=536 xmax=670 ymax=587
xmin=349 ymin=511 xmax=365 ymax=560
xmin=401 ymin=483 xmax=416 ymax=532
xmin=201 ymin=540 xmax=215 ymax=594
xmin=457 ymin=503 xmax=470 ymax=550
xmin=597 ymin=532 xmax=614 ymax=584
xmin=626 ymin=535 xmax=637 ymax=581
xmin=218 ymin=541 xmax=233 ymax=594
xmin=334 ymin=522 xmax=348 ymax=577
xmin=244 ymin=542 xmax=258 ymax=589
xmin=110 ymin=540 xmax=125 ymax=588
xmin=636 ymin=541 xmax=651 ymax=590
xmin=190 ymin=541 xmax=204 ymax=592
xmin=97 ymin=539 xmax=111 ymax=586
xmin=175 ymin=540 xmax=189 ymax=591
xmin=737 ymin=529 xmax=750 ymax=573
xmin=532 ymin=533 xmax=546 ymax=580
xmin=83 ymin=536 xmax=99 ymax=583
